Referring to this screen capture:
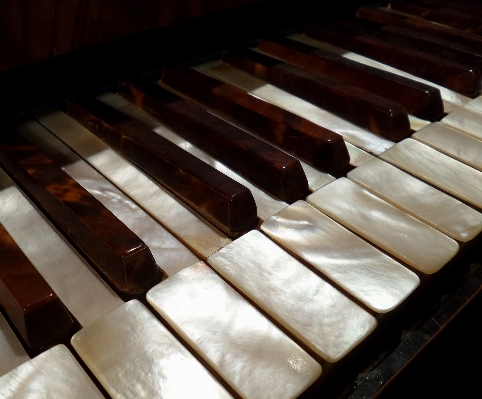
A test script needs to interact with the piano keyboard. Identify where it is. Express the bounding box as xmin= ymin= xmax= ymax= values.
xmin=2 ymin=1 xmax=482 ymax=397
